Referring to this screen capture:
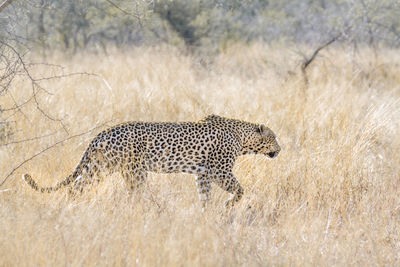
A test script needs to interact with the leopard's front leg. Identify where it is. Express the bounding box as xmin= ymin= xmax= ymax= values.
xmin=214 ymin=171 xmax=244 ymax=207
